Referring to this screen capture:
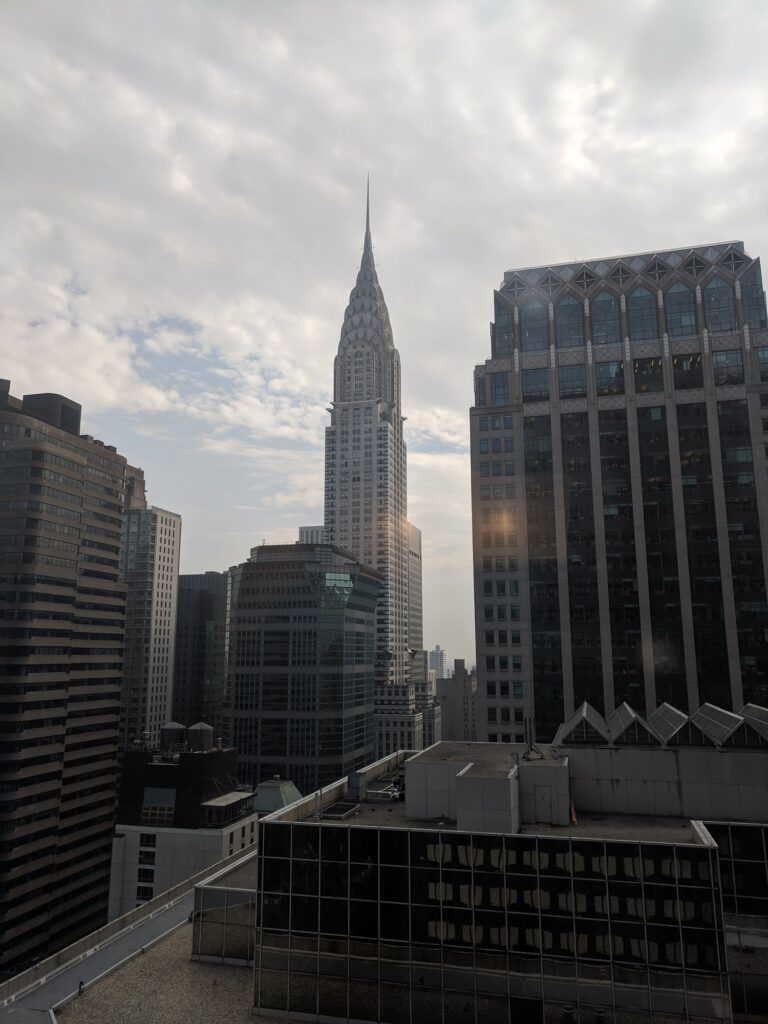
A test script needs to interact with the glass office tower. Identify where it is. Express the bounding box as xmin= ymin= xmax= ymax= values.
xmin=470 ymin=243 xmax=768 ymax=741
xmin=227 ymin=544 xmax=381 ymax=794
